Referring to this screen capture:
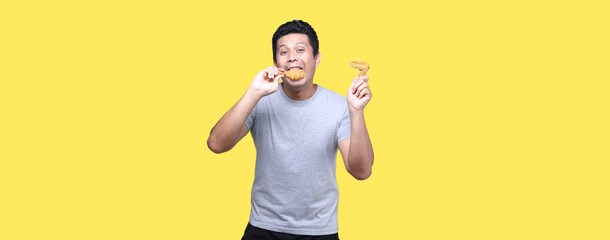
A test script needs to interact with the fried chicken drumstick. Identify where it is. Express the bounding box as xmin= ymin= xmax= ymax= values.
xmin=278 ymin=68 xmax=305 ymax=81
xmin=350 ymin=61 xmax=370 ymax=77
